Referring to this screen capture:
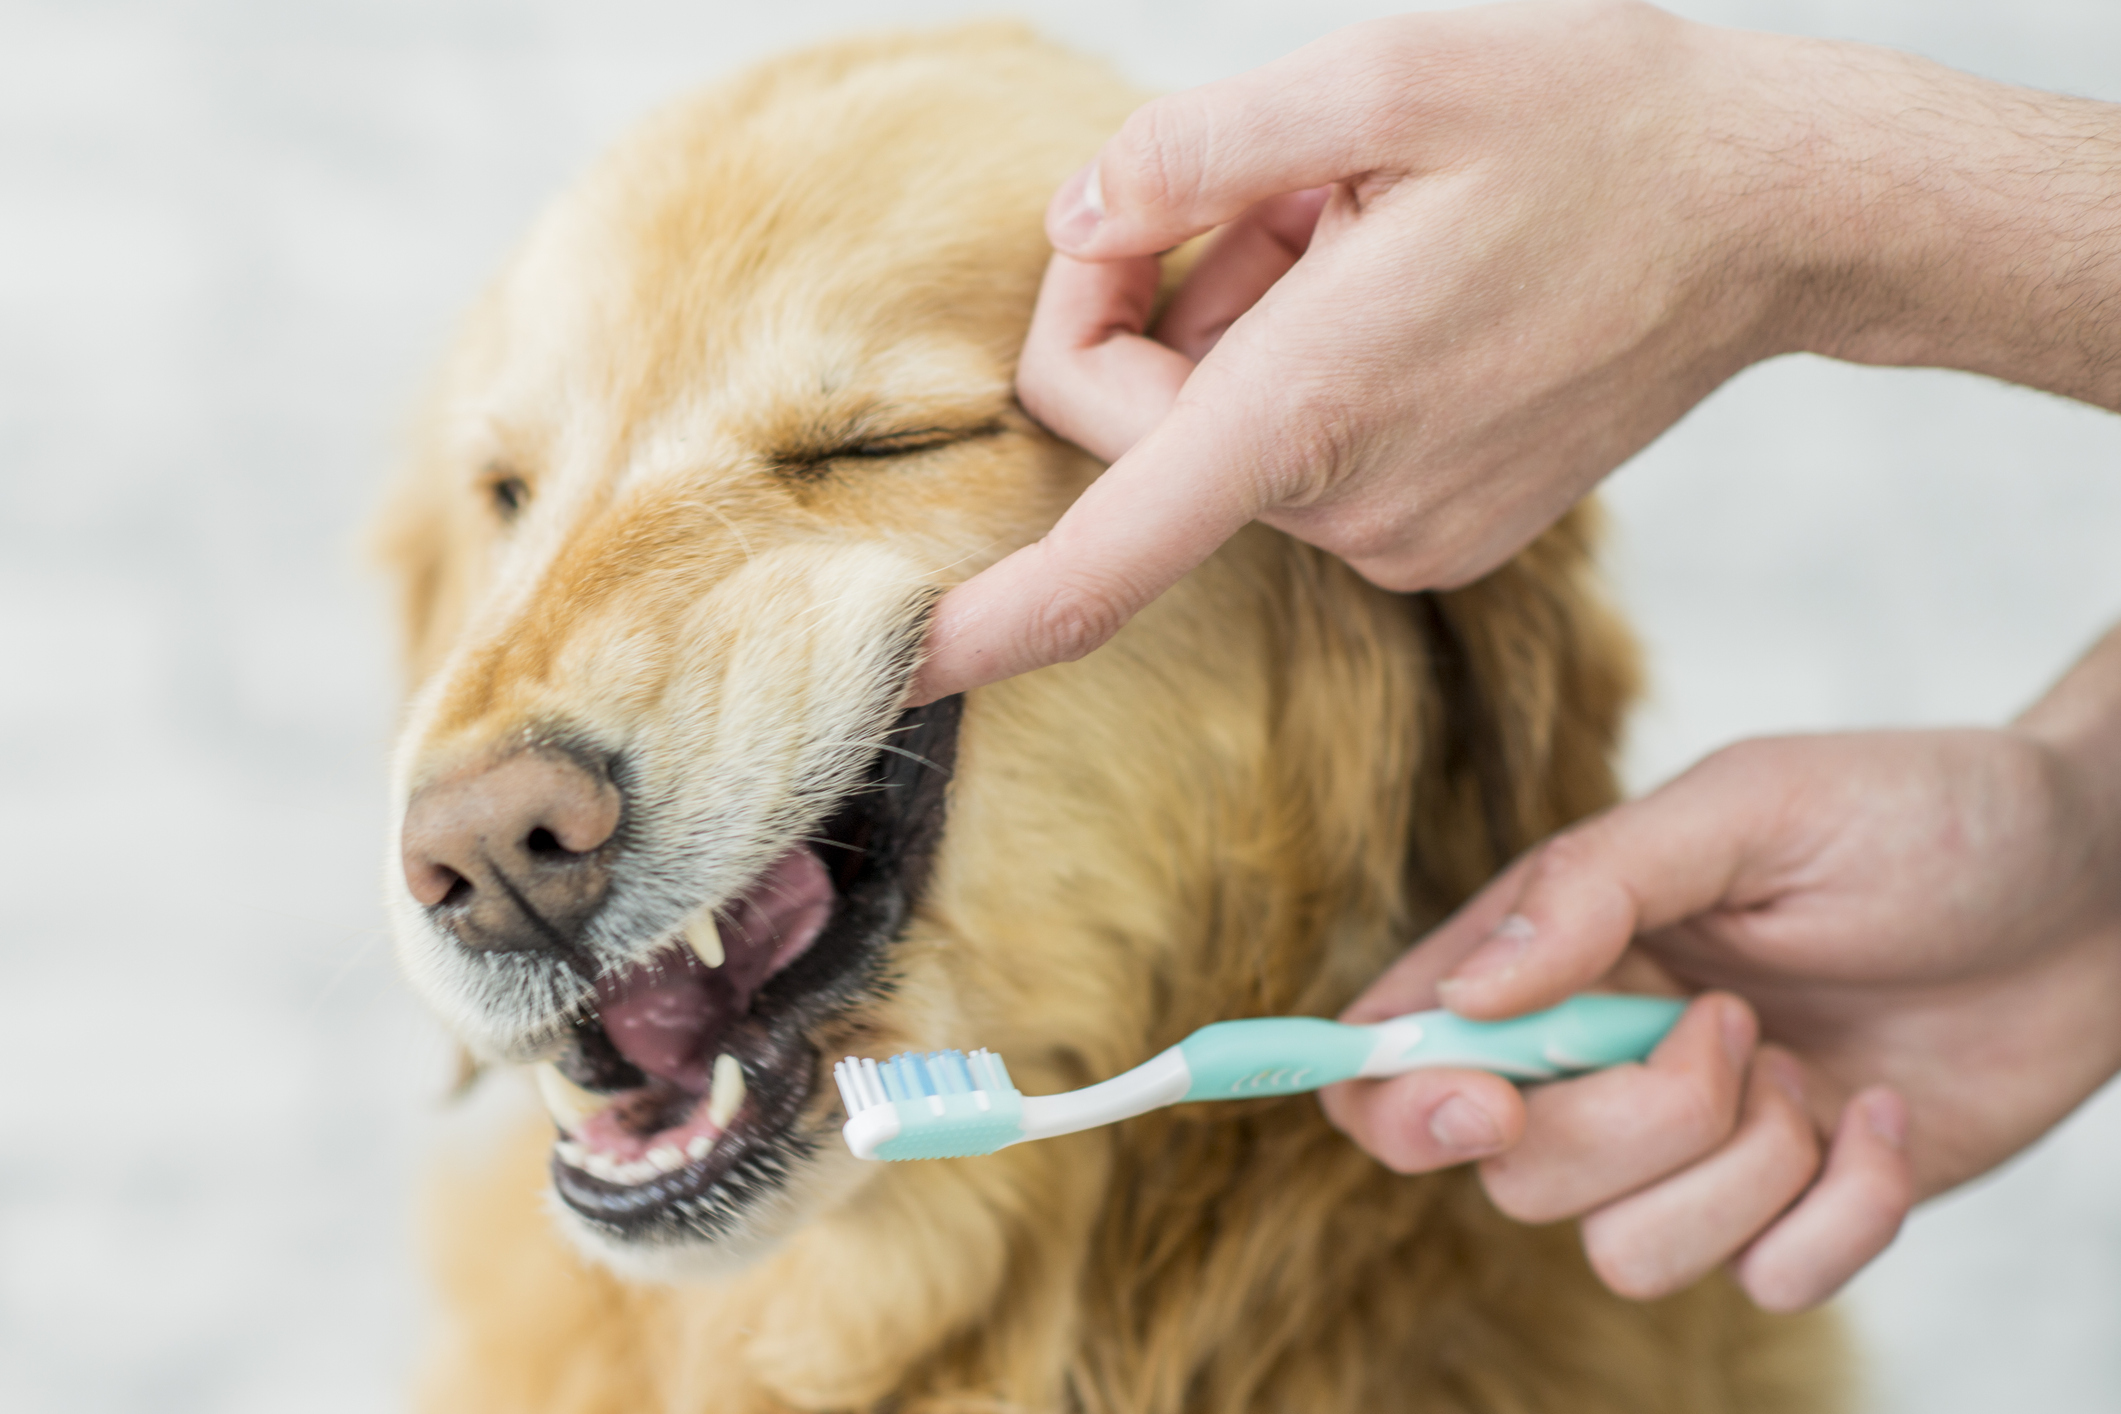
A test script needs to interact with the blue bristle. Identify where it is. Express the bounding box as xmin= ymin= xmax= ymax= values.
xmin=850 ymin=1045 xmax=1030 ymax=1161
xmin=881 ymin=1055 xmax=915 ymax=1102
xmin=939 ymin=1050 xmax=976 ymax=1094
xmin=908 ymin=1053 xmax=938 ymax=1097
